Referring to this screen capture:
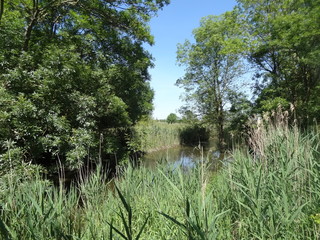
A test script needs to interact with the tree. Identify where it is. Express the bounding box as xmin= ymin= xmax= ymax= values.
xmin=227 ymin=92 xmax=252 ymax=135
xmin=176 ymin=10 xmax=245 ymax=151
xmin=166 ymin=113 xmax=178 ymax=124
xmin=0 ymin=0 xmax=170 ymax=171
xmin=179 ymin=107 xmax=198 ymax=124
xmin=237 ymin=0 xmax=320 ymax=122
